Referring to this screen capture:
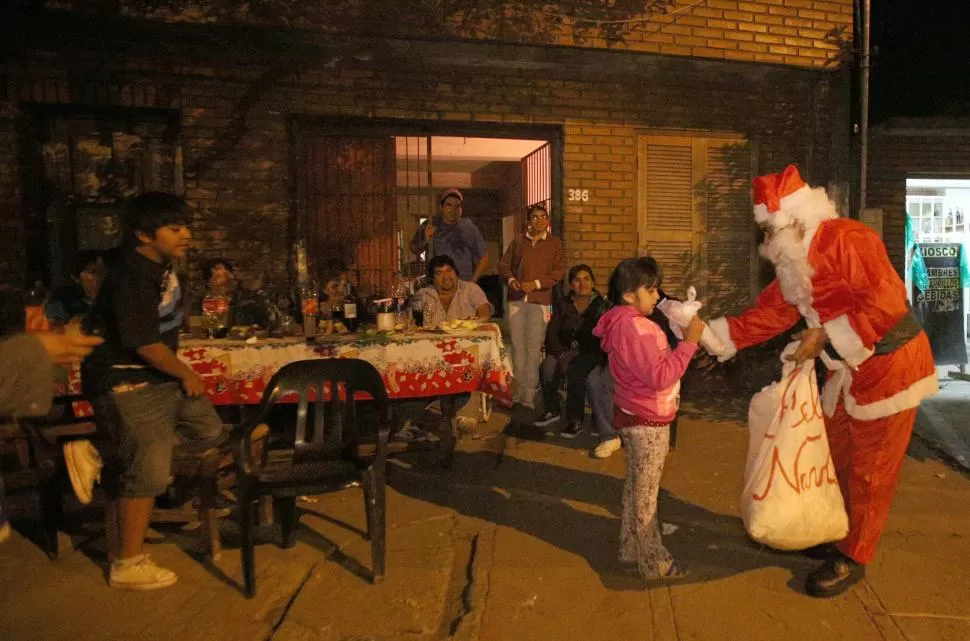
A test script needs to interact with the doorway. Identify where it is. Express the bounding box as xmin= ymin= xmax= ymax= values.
xmin=291 ymin=120 xmax=559 ymax=309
